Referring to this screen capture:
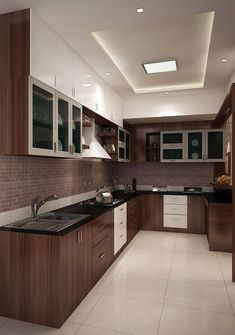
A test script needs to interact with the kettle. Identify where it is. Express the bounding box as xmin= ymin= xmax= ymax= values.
xmin=96 ymin=186 xmax=113 ymax=203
